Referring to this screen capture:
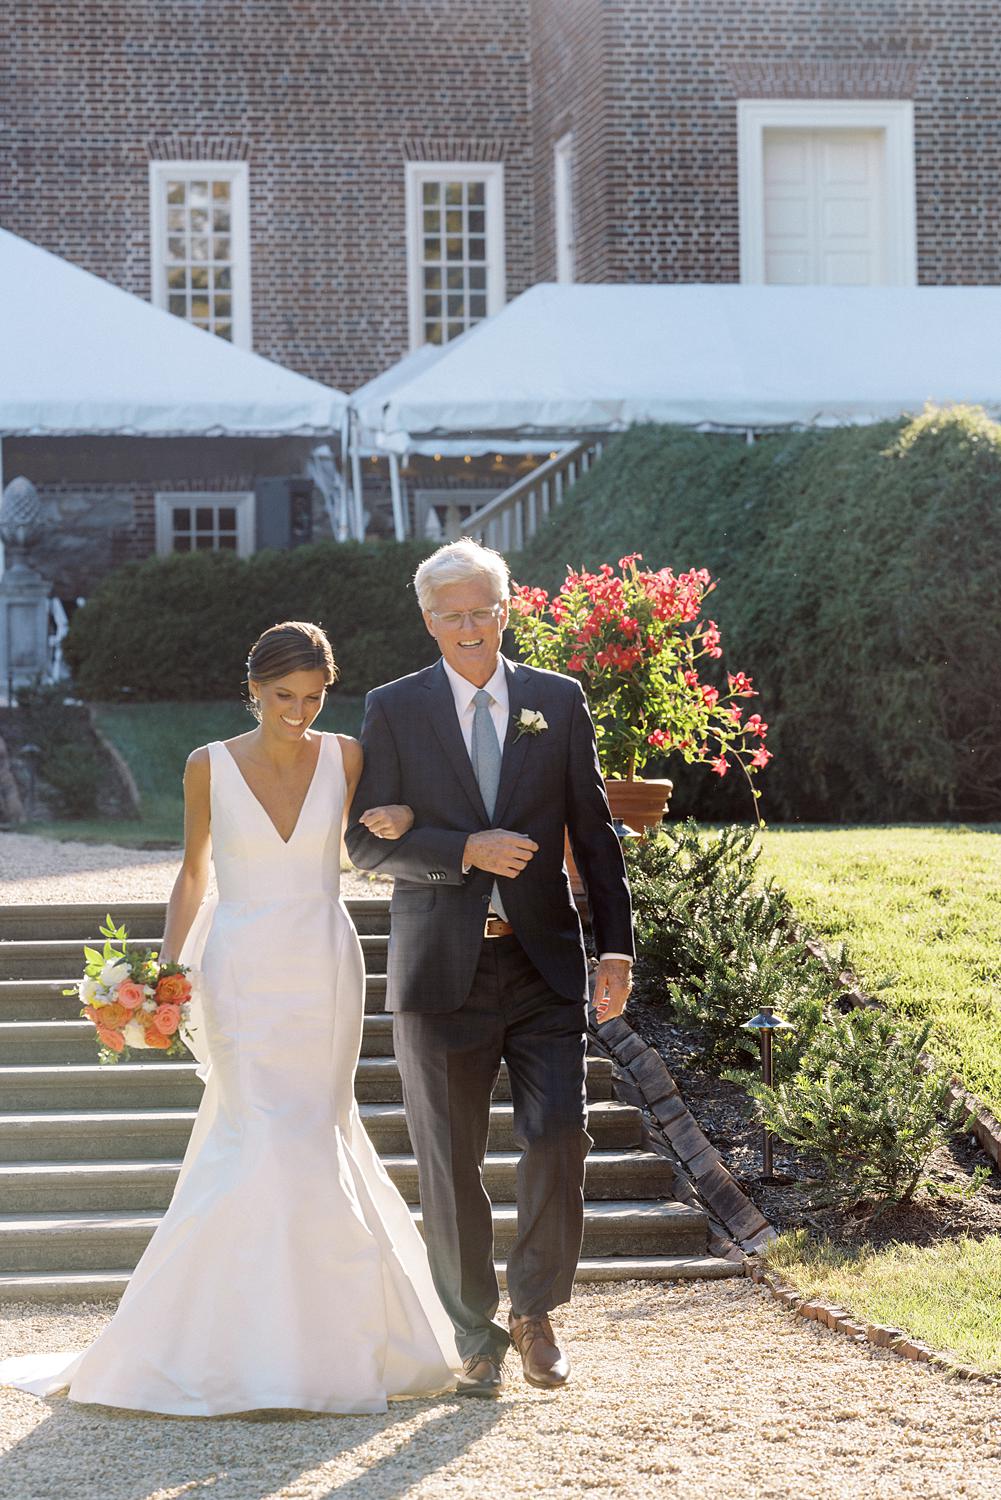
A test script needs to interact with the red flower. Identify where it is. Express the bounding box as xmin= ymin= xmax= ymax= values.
xmin=647 ymin=729 xmax=670 ymax=749
xmin=745 ymin=713 xmax=768 ymax=737
xmin=683 ymin=670 xmax=699 ymax=688
xmin=701 ymin=685 xmax=719 ymax=709
xmin=711 ymin=756 xmax=729 ymax=777
xmin=566 ymin=655 xmax=586 ymax=672
xmin=618 ymin=552 xmax=643 ymax=570
xmin=751 ymin=745 xmax=773 ymax=769
xmin=727 ymin=672 xmax=756 ymax=697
